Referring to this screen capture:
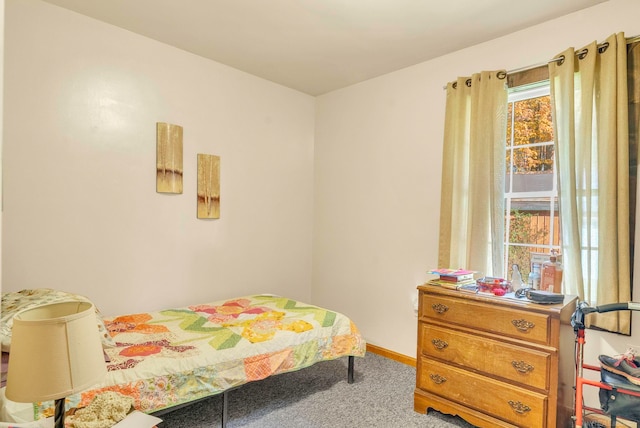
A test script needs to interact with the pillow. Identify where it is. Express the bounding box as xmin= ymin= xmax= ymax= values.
xmin=1 ymin=288 xmax=116 ymax=352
